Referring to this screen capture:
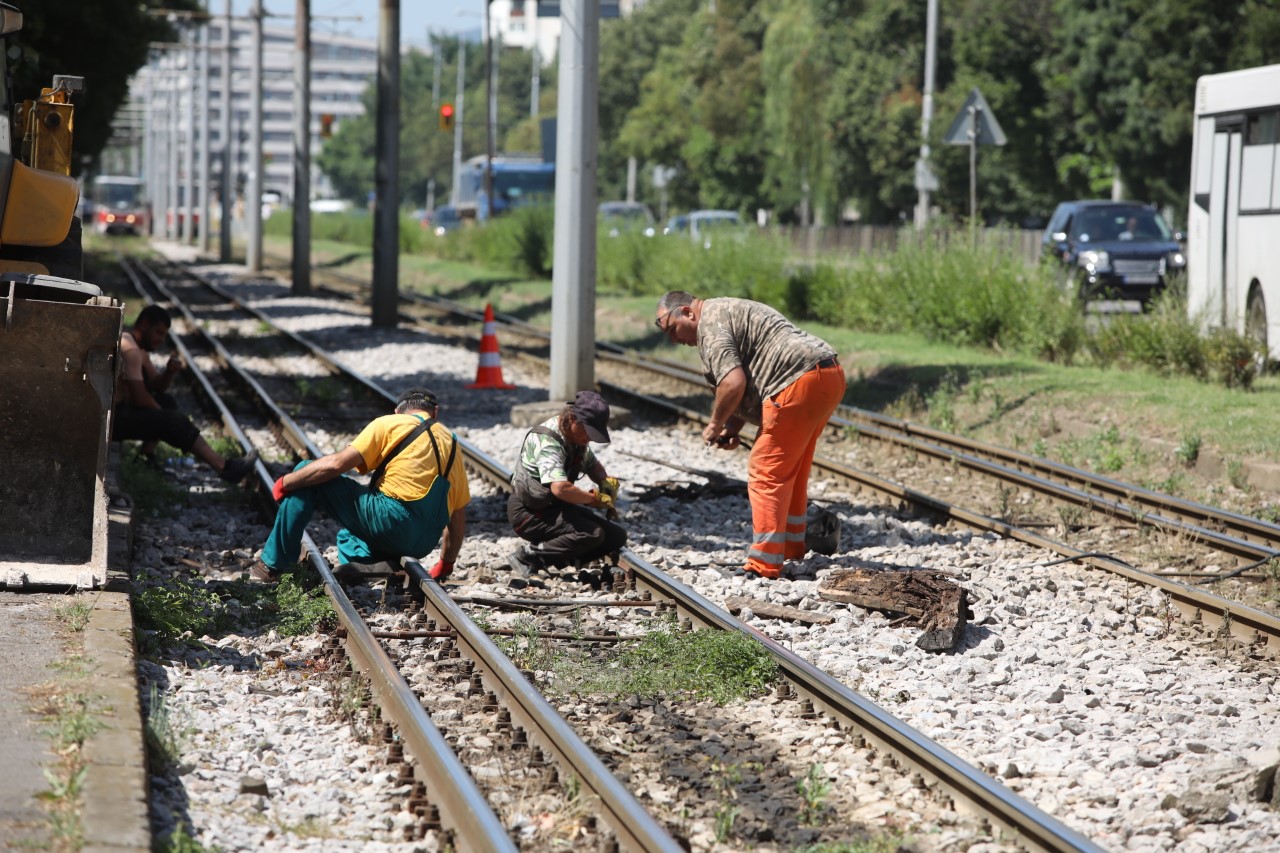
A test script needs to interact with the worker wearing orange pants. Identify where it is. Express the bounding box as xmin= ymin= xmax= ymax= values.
xmin=745 ymin=361 xmax=846 ymax=576
xmin=655 ymin=291 xmax=847 ymax=579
